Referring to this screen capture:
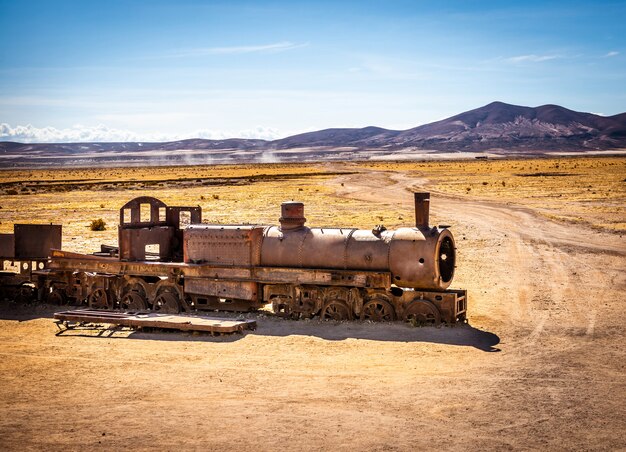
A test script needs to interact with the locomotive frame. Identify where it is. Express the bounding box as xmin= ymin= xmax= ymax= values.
xmin=0 ymin=193 xmax=467 ymax=325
